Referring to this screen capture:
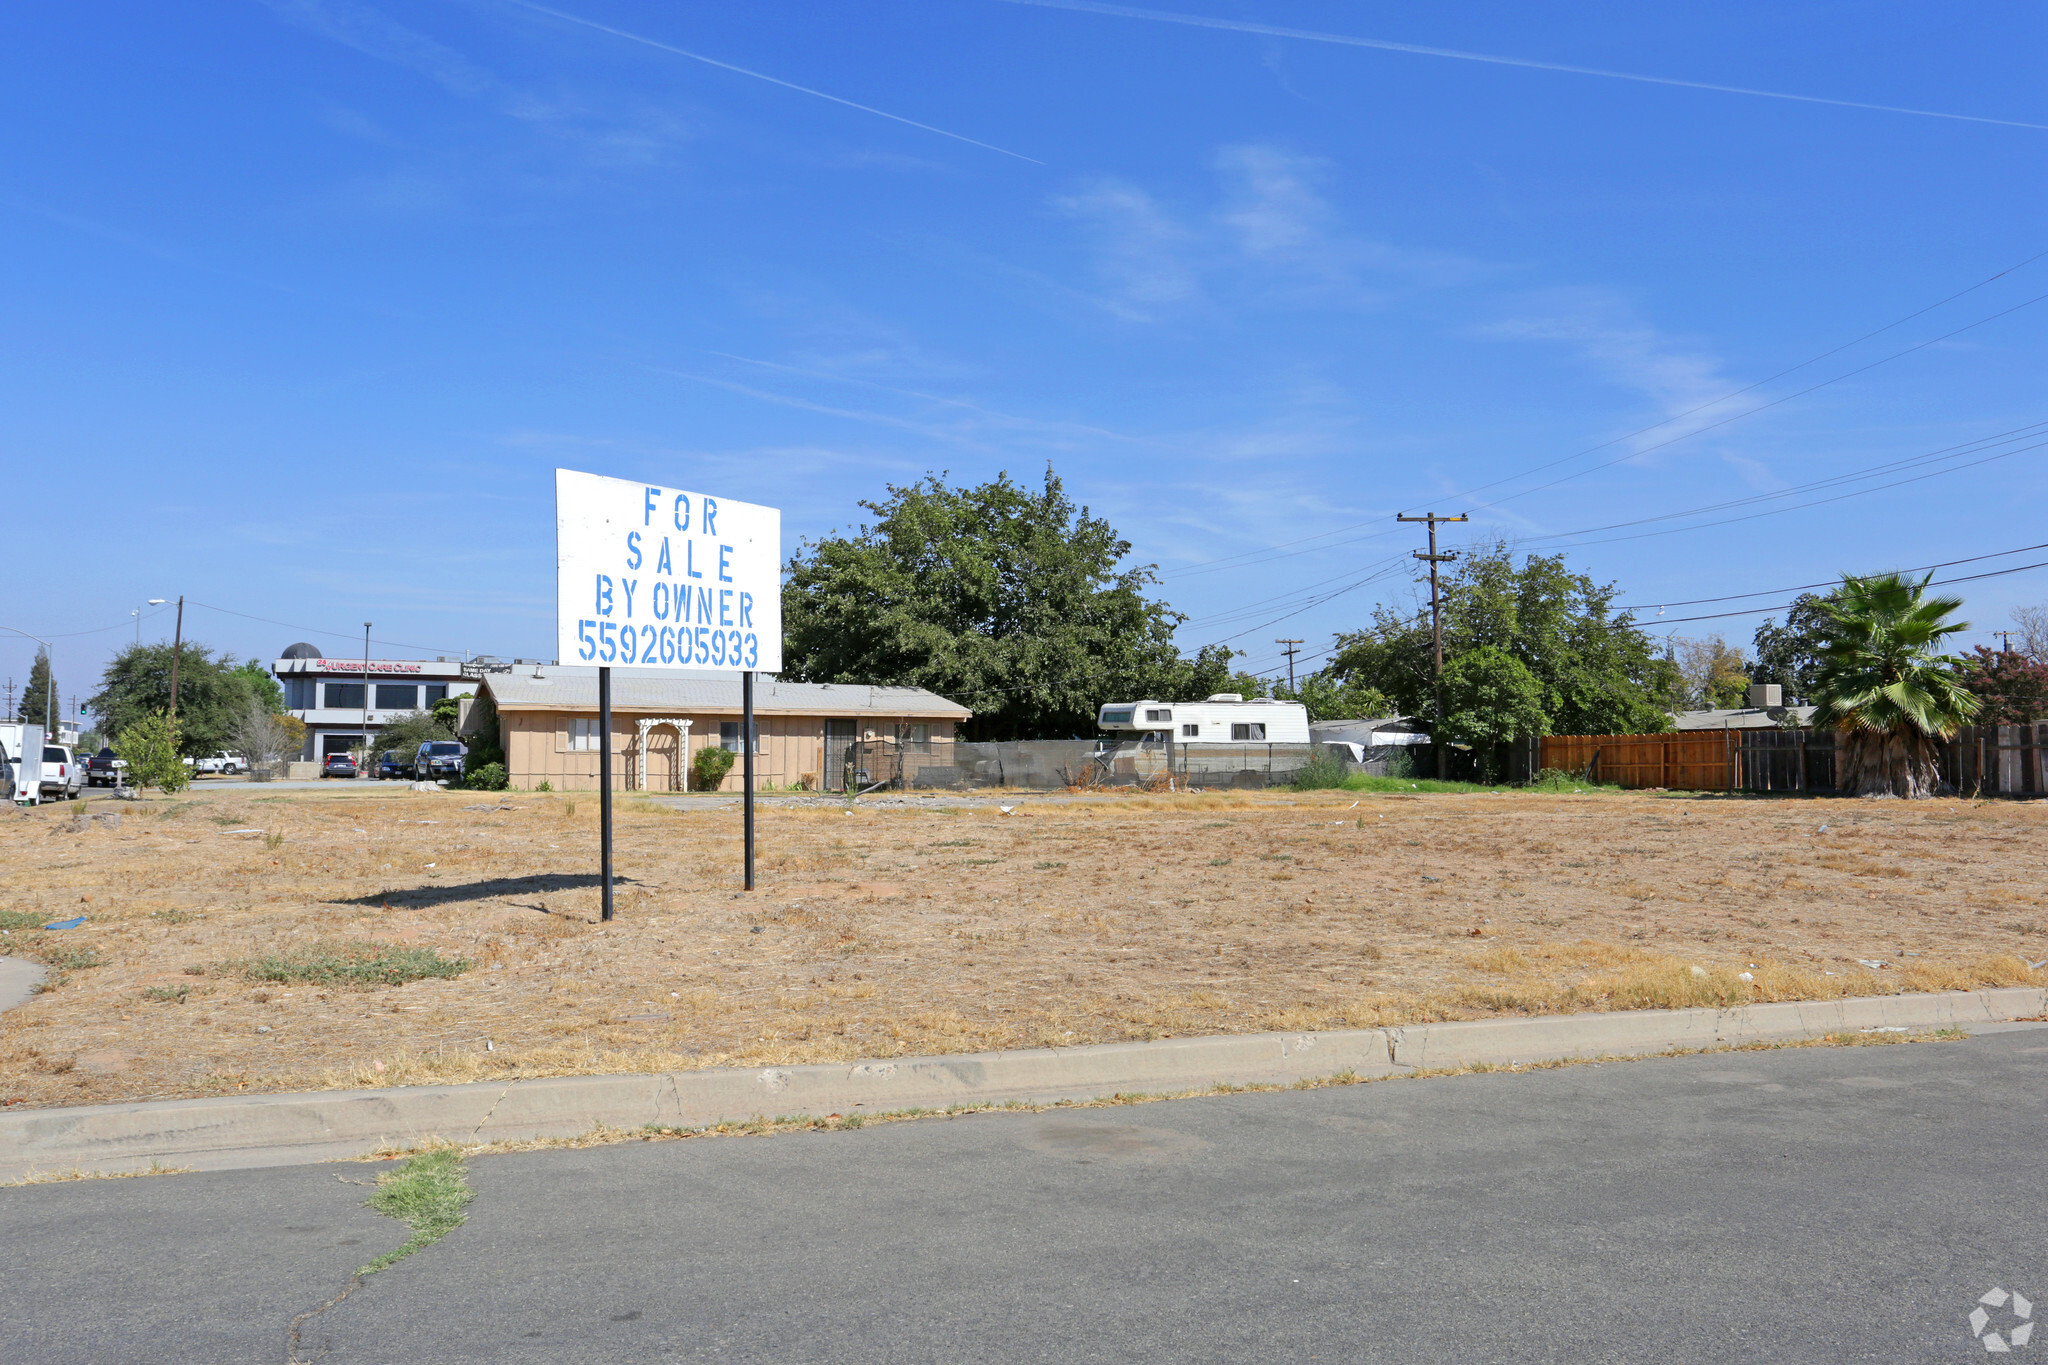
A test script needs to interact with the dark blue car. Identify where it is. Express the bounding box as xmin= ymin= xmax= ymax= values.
xmin=376 ymin=750 xmax=410 ymax=780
